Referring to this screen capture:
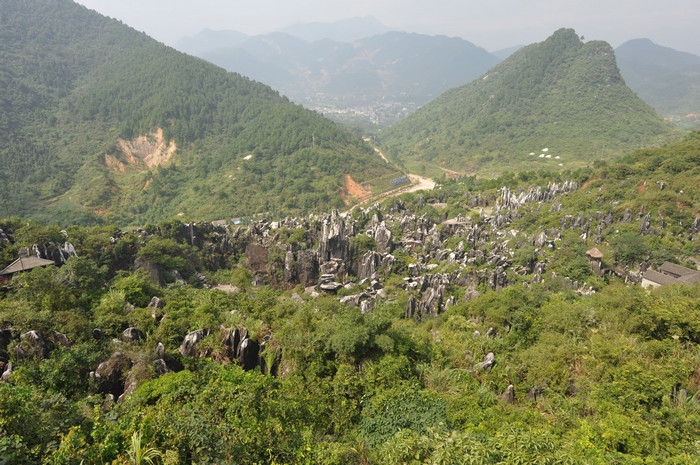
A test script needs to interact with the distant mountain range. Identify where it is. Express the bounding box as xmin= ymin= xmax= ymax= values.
xmin=175 ymin=27 xmax=500 ymax=128
xmin=176 ymin=21 xmax=700 ymax=132
xmin=377 ymin=28 xmax=679 ymax=177
xmin=616 ymin=38 xmax=700 ymax=128
xmin=0 ymin=1 xmax=401 ymax=225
